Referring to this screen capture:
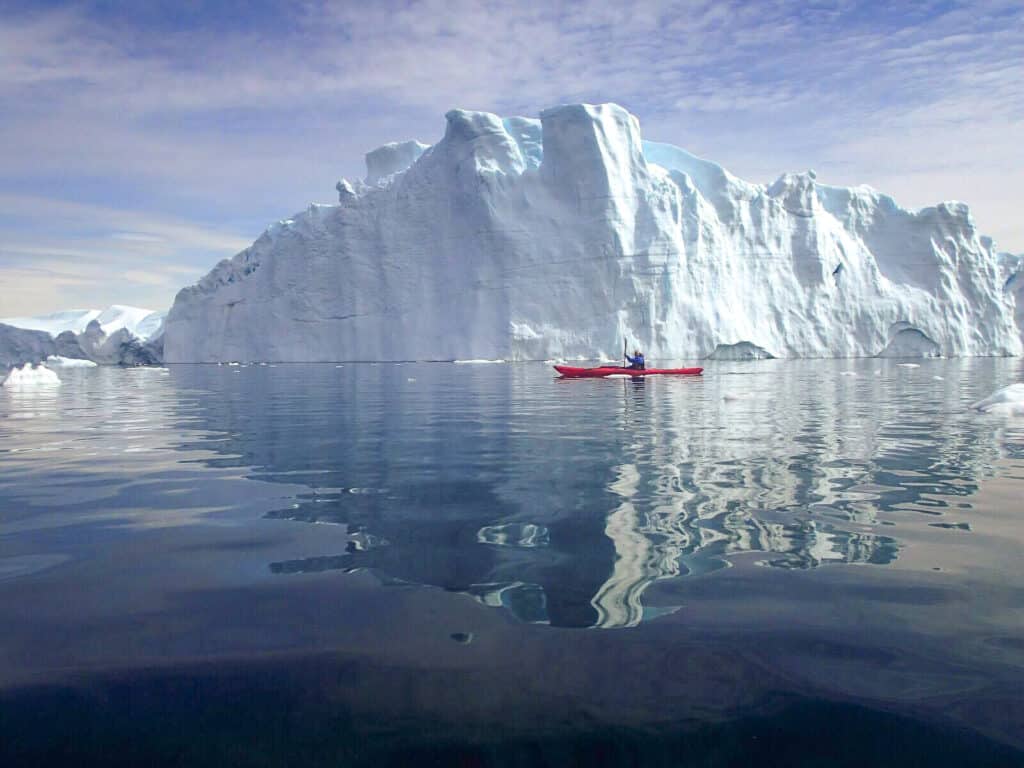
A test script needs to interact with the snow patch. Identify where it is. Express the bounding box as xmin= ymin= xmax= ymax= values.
xmin=364 ymin=140 xmax=429 ymax=185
